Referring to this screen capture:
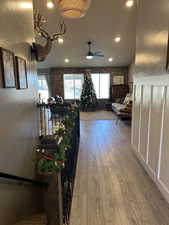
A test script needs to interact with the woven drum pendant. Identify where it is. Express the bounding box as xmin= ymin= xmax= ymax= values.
xmin=56 ymin=0 xmax=91 ymax=19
